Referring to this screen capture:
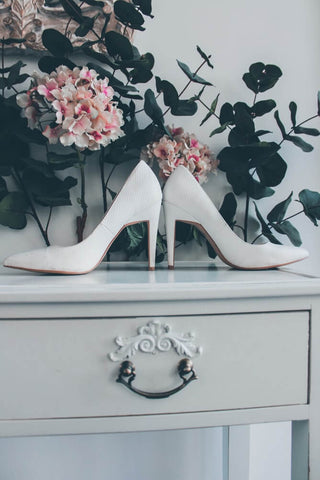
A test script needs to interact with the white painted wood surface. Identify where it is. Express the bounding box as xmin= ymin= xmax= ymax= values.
xmin=0 ymin=263 xmax=319 ymax=479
